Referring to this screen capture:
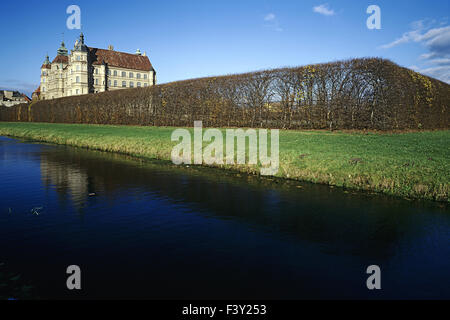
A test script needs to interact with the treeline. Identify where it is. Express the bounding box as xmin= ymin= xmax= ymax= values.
xmin=1 ymin=58 xmax=449 ymax=130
